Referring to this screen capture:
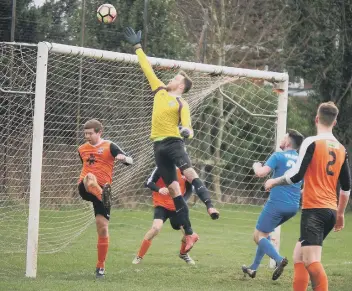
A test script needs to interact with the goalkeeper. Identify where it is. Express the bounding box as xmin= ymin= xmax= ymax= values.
xmin=132 ymin=167 xmax=196 ymax=265
xmin=124 ymin=27 xmax=219 ymax=253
